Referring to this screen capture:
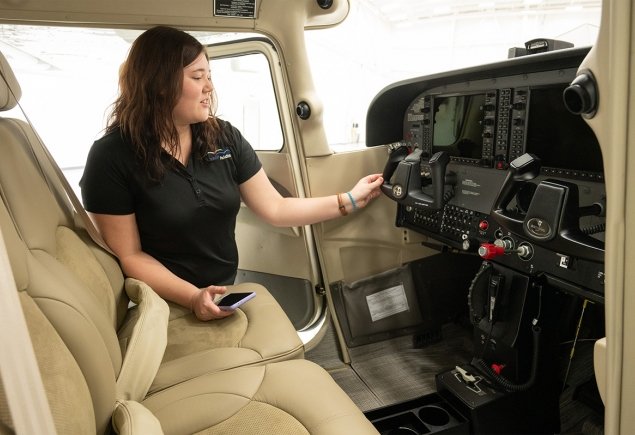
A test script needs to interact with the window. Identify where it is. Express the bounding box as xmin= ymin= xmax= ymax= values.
xmin=1 ymin=25 xmax=280 ymax=198
xmin=210 ymin=52 xmax=283 ymax=151
xmin=1 ymin=25 xmax=132 ymax=196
